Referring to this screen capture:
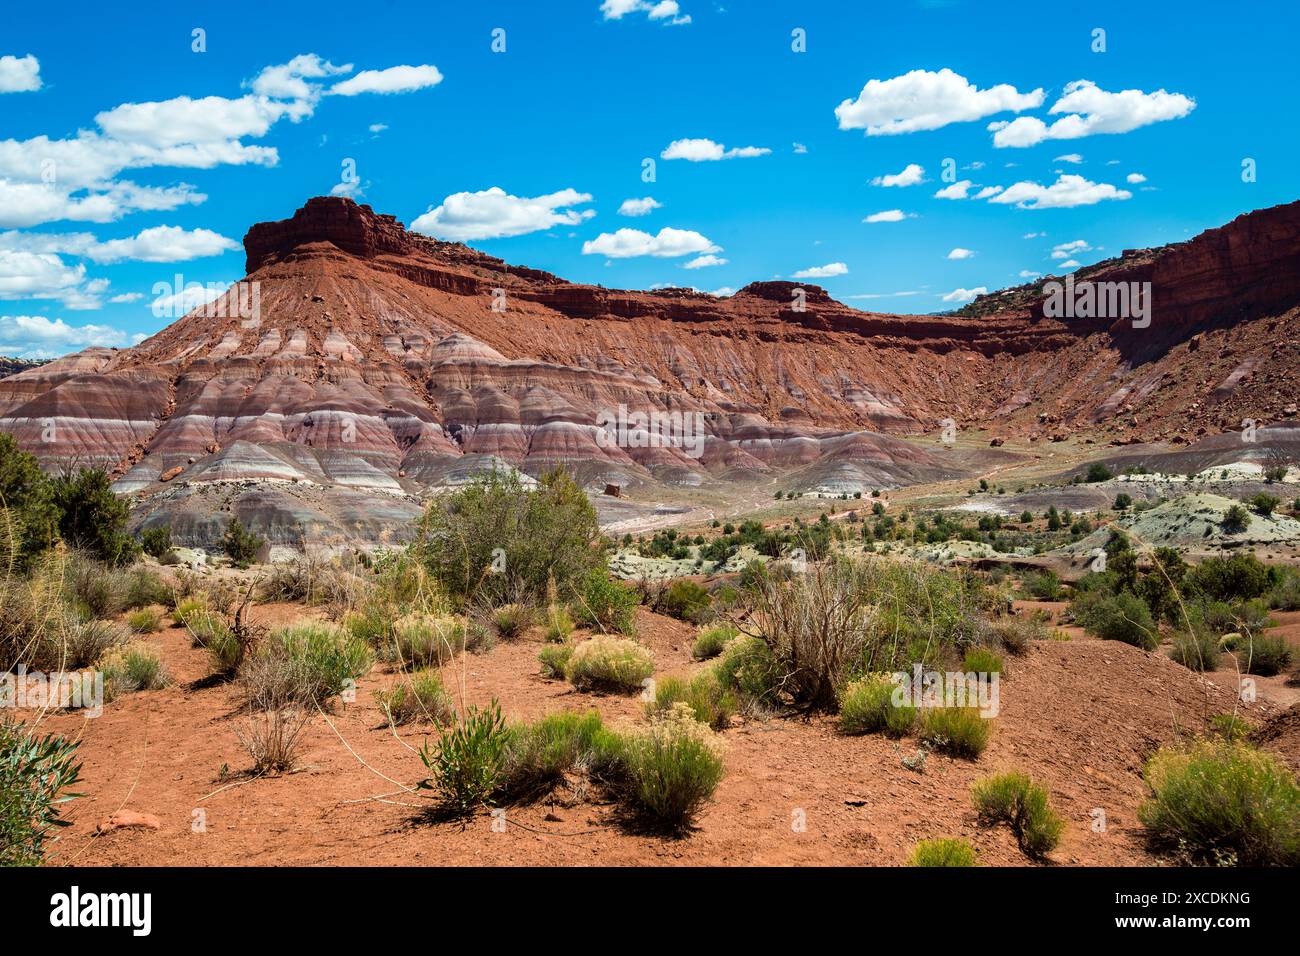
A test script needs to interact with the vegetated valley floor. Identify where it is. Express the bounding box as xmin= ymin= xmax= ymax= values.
xmin=26 ymin=600 xmax=1299 ymax=867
